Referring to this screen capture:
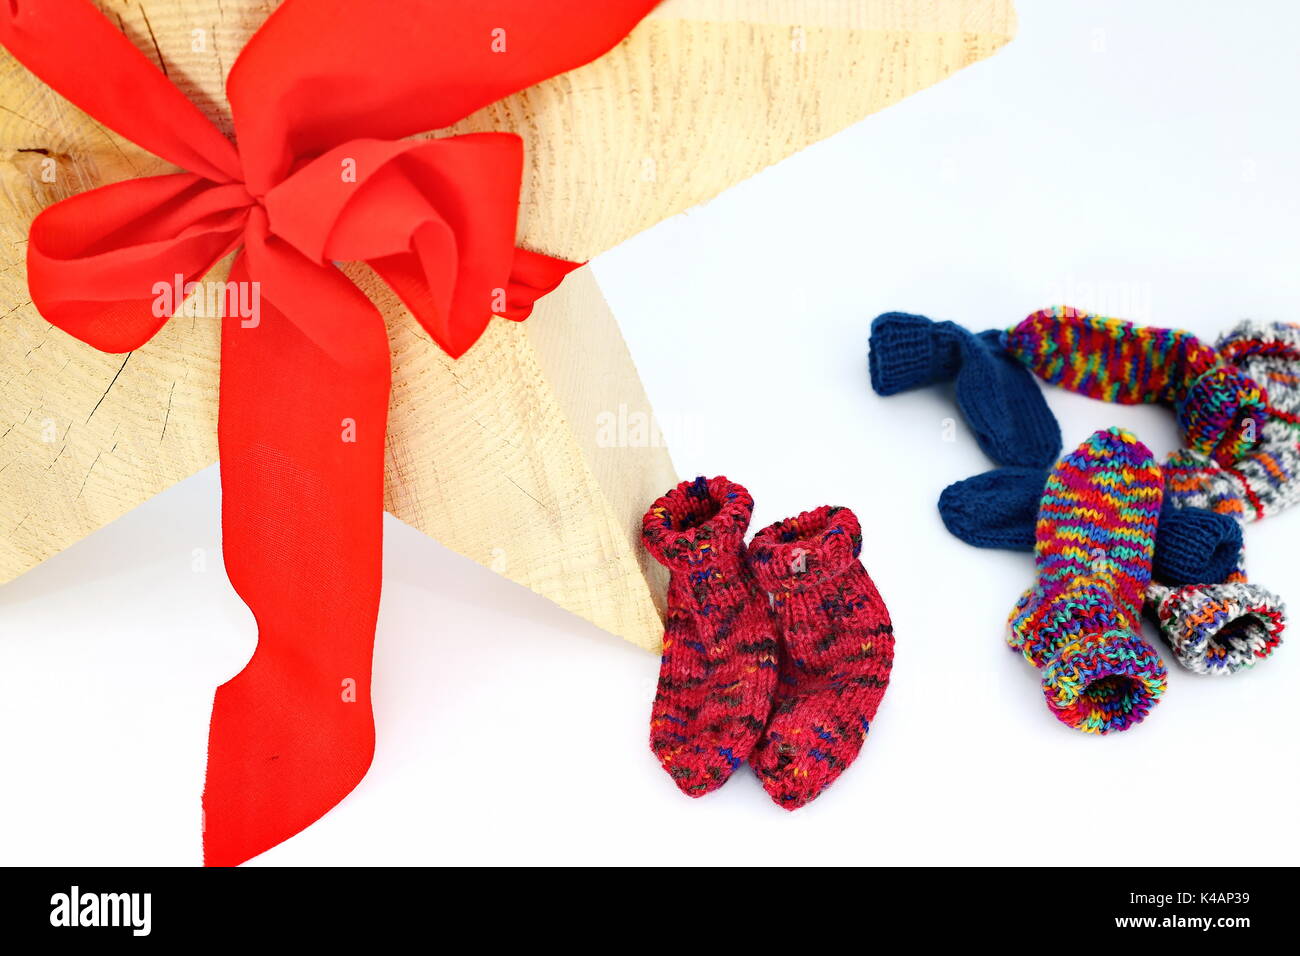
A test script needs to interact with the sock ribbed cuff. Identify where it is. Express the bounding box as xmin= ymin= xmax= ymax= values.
xmin=1147 ymin=580 xmax=1286 ymax=675
xmin=1039 ymin=627 xmax=1168 ymax=734
xmin=641 ymin=476 xmax=753 ymax=573
xmin=747 ymin=505 xmax=862 ymax=594
xmin=1154 ymin=502 xmax=1243 ymax=585
xmin=1011 ymin=581 xmax=1167 ymax=733
xmin=868 ymin=312 xmax=962 ymax=396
